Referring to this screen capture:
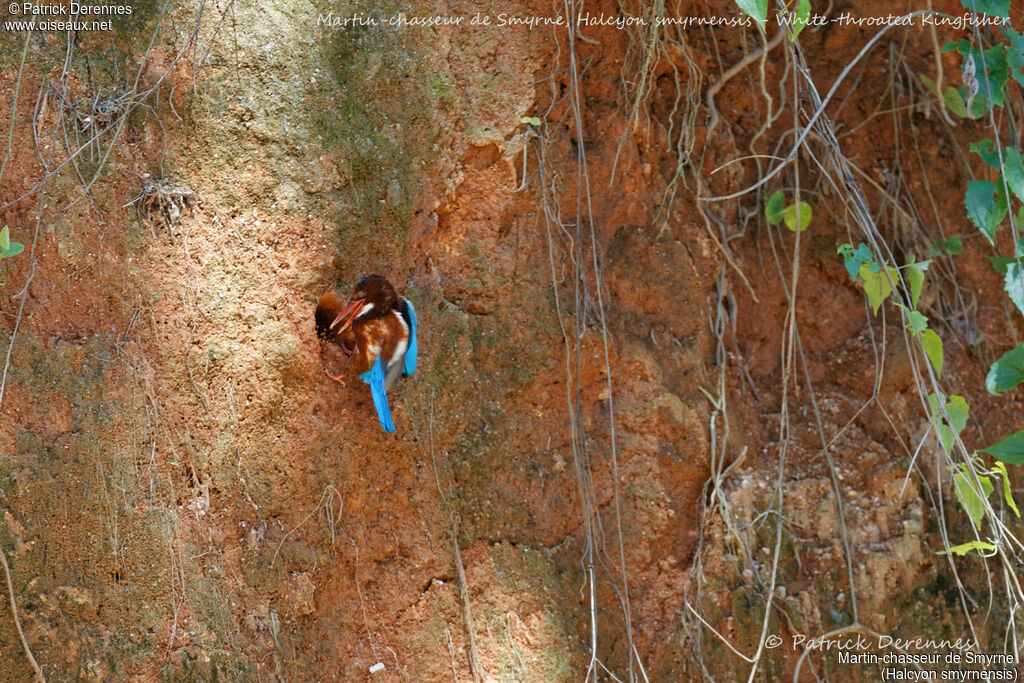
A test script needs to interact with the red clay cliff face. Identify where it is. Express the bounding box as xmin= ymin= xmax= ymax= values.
xmin=0 ymin=0 xmax=1019 ymax=679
